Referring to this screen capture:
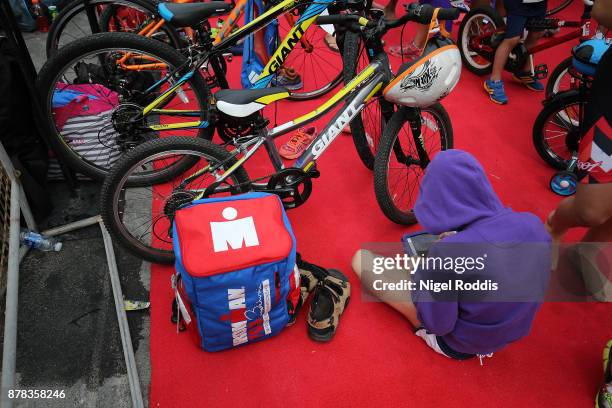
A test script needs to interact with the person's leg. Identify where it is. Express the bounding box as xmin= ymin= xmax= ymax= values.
xmin=383 ymin=0 xmax=398 ymax=19
xmin=512 ymin=29 xmax=545 ymax=90
xmin=352 ymin=249 xmax=421 ymax=327
xmin=484 ymin=35 xmax=519 ymax=104
xmin=490 ymin=36 xmax=520 ymax=81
